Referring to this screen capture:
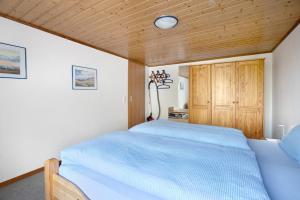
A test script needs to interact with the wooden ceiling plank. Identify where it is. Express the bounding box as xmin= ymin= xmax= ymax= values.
xmin=41 ymin=0 xmax=102 ymax=29
xmin=109 ymin=26 xmax=294 ymax=55
xmin=110 ymin=31 xmax=288 ymax=58
xmin=52 ymin=0 xmax=125 ymax=31
xmin=8 ymin=0 xmax=41 ymax=18
xmin=21 ymin=0 xmax=62 ymax=22
xmin=91 ymin=10 xmax=299 ymax=50
xmin=272 ymin=18 xmax=300 ymax=51
xmin=0 ymin=0 xmax=24 ymax=13
xmin=105 ymin=24 xmax=294 ymax=59
xmin=78 ymin=0 xmax=296 ymax=36
xmin=144 ymin=45 xmax=270 ymax=61
xmin=146 ymin=47 xmax=273 ymax=66
xmin=73 ymin=0 xmax=237 ymax=37
xmin=80 ymin=0 xmax=239 ymax=35
xmin=140 ymin=45 xmax=270 ymax=65
xmin=75 ymin=0 xmax=227 ymax=40
xmin=56 ymin=0 xmax=147 ymax=32
xmin=75 ymin=0 xmax=265 ymax=41
xmin=0 ymin=0 xmax=299 ymax=66
xmin=84 ymin=0 xmax=300 ymax=46
xmin=146 ymin=51 xmax=269 ymax=66
xmin=100 ymin=13 xmax=299 ymax=49
xmin=2 ymin=0 xmax=294 ymax=44
xmin=66 ymin=0 xmax=191 ymax=39
xmin=31 ymin=0 xmax=81 ymax=25
xmin=70 ymin=0 xmax=197 ymax=33
xmin=144 ymin=47 xmax=270 ymax=62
